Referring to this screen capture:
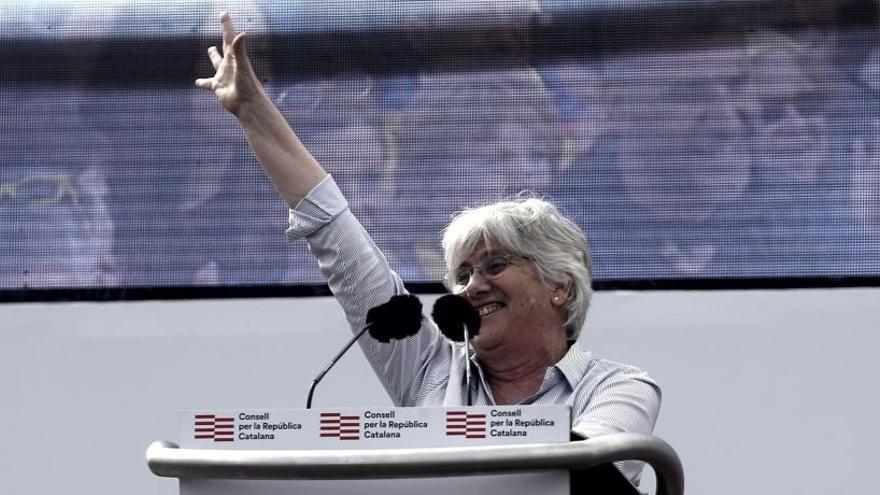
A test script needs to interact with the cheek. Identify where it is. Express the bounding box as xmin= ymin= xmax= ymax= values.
xmin=511 ymin=286 xmax=549 ymax=312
